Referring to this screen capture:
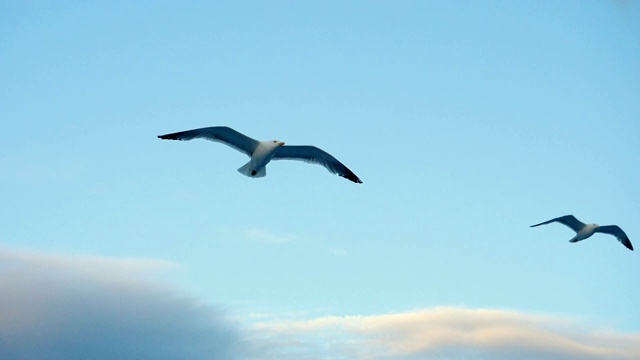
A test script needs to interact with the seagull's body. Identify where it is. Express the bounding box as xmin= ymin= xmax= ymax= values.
xmin=158 ymin=126 xmax=362 ymax=183
xmin=530 ymin=215 xmax=633 ymax=251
